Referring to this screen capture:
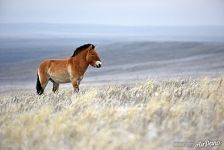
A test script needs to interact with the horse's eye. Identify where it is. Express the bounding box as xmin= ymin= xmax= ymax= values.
xmin=91 ymin=53 xmax=94 ymax=56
